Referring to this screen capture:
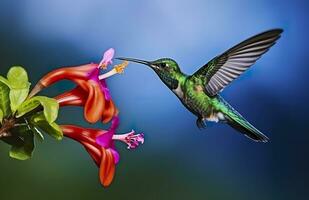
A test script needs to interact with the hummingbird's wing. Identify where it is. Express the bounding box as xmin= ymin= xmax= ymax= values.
xmin=192 ymin=29 xmax=283 ymax=97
